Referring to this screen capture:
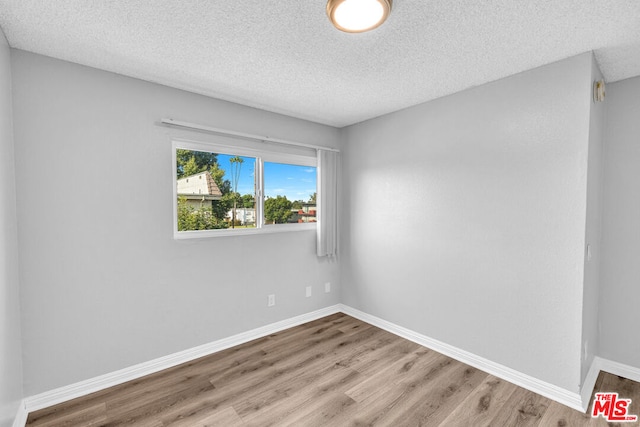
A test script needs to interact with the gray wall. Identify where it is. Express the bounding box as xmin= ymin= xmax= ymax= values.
xmin=341 ymin=53 xmax=594 ymax=393
xmin=8 ymin=45 xmax=636 ymax=405
xmin=11 ymin=50 xmax=341 ymax=396
xmin=599 ymin=75 xmax=640 ymax=369
xmin=0 ymin=31 xmax=23 ymax=427
xmin=580 ymin=57 xmax=605 ymax=383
